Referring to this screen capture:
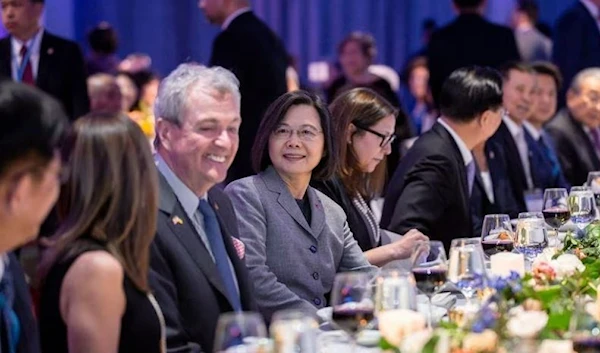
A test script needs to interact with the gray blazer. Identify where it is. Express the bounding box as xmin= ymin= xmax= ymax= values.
xmin=225 ymin=166 xmax=373 ymax=320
